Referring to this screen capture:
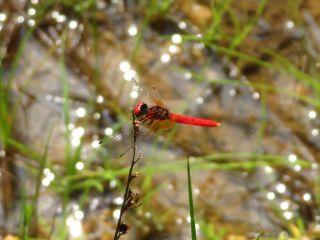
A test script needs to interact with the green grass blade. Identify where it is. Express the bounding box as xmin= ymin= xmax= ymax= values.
xmin=187 ymin=157 xmax=197 ymax=240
